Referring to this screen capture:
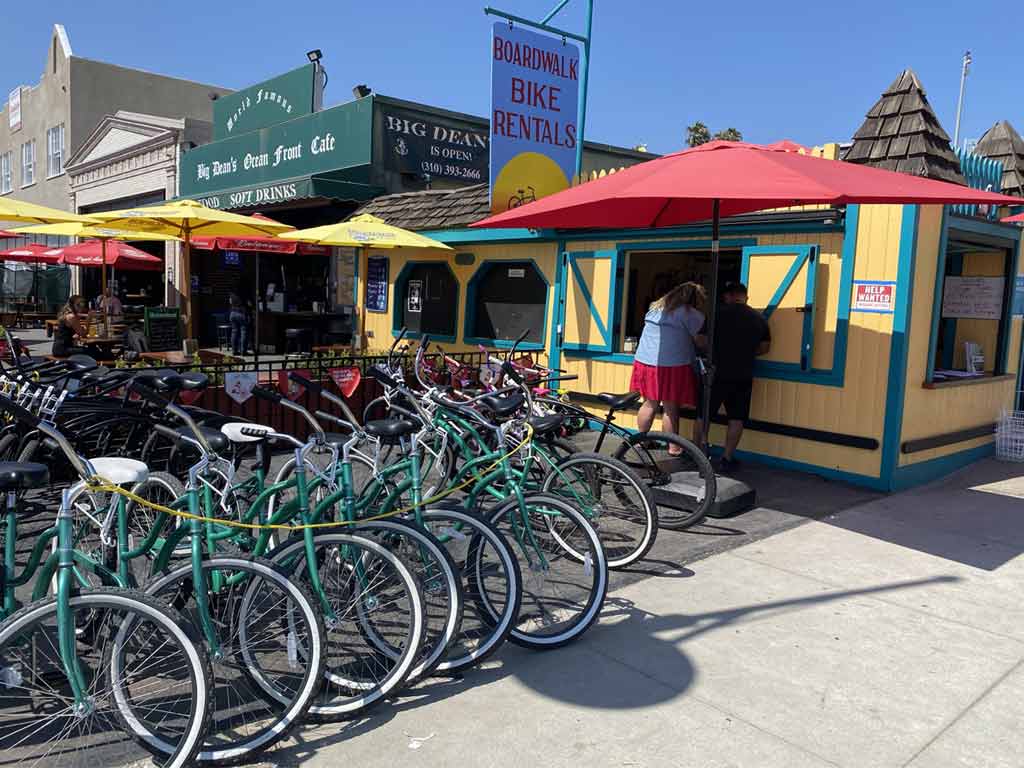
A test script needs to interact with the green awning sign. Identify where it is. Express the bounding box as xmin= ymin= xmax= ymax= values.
xmin=214 ymin=64 xmax=318 ymax=139
xmin=180 ymin=99 xmax=373 ymax=198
